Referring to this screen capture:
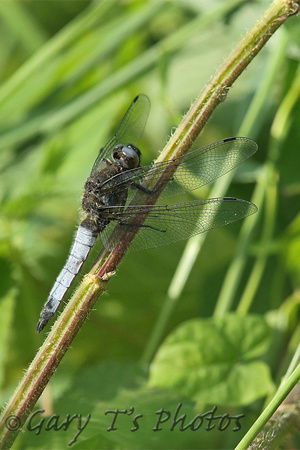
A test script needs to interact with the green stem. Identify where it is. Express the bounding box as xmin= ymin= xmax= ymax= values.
xmin=213 ymin=168 xmax=265 ymax=317
xmin=215 ymin=48 xmax=300 ymax=317
xmin=236 ymin=61 xmax=300 ymax=314
xmin=235 ymin=365 xmax=300 ymax=450
xmin=236 ymin=167 xmax=277 ymax=315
